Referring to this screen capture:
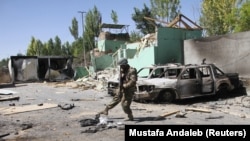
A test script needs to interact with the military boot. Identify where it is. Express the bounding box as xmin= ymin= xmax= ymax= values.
xmin=124 ymin=113 xmax=134 ymax=121
xmin=99 ymin=107 xmax=109 ymax=115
